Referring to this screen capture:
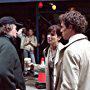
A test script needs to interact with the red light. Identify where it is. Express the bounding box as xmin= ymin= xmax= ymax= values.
xmin=38 ymin=2 xmax=43 ymax=8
